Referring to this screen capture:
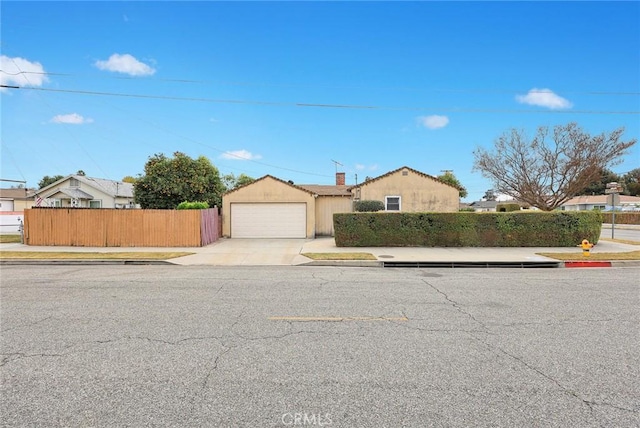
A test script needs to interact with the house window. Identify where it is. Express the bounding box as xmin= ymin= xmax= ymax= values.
xmin=69 ymin=178 xmax=80 ymax=188
xmin=89 ymin=200 xmax=102 ymax=209
xmin=52 ymin=199 xmax=61 ymax=207
xmin=385 ymin=196 xmax=401 ymax=211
